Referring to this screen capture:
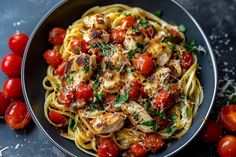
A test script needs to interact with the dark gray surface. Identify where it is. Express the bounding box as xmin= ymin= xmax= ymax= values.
xmin=0 ymin=0 xmax=235 ymax=157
